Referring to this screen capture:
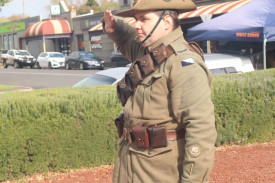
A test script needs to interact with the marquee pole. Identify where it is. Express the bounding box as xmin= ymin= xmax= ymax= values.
xmin=263 ymin=34 xmax=267 ymax=70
